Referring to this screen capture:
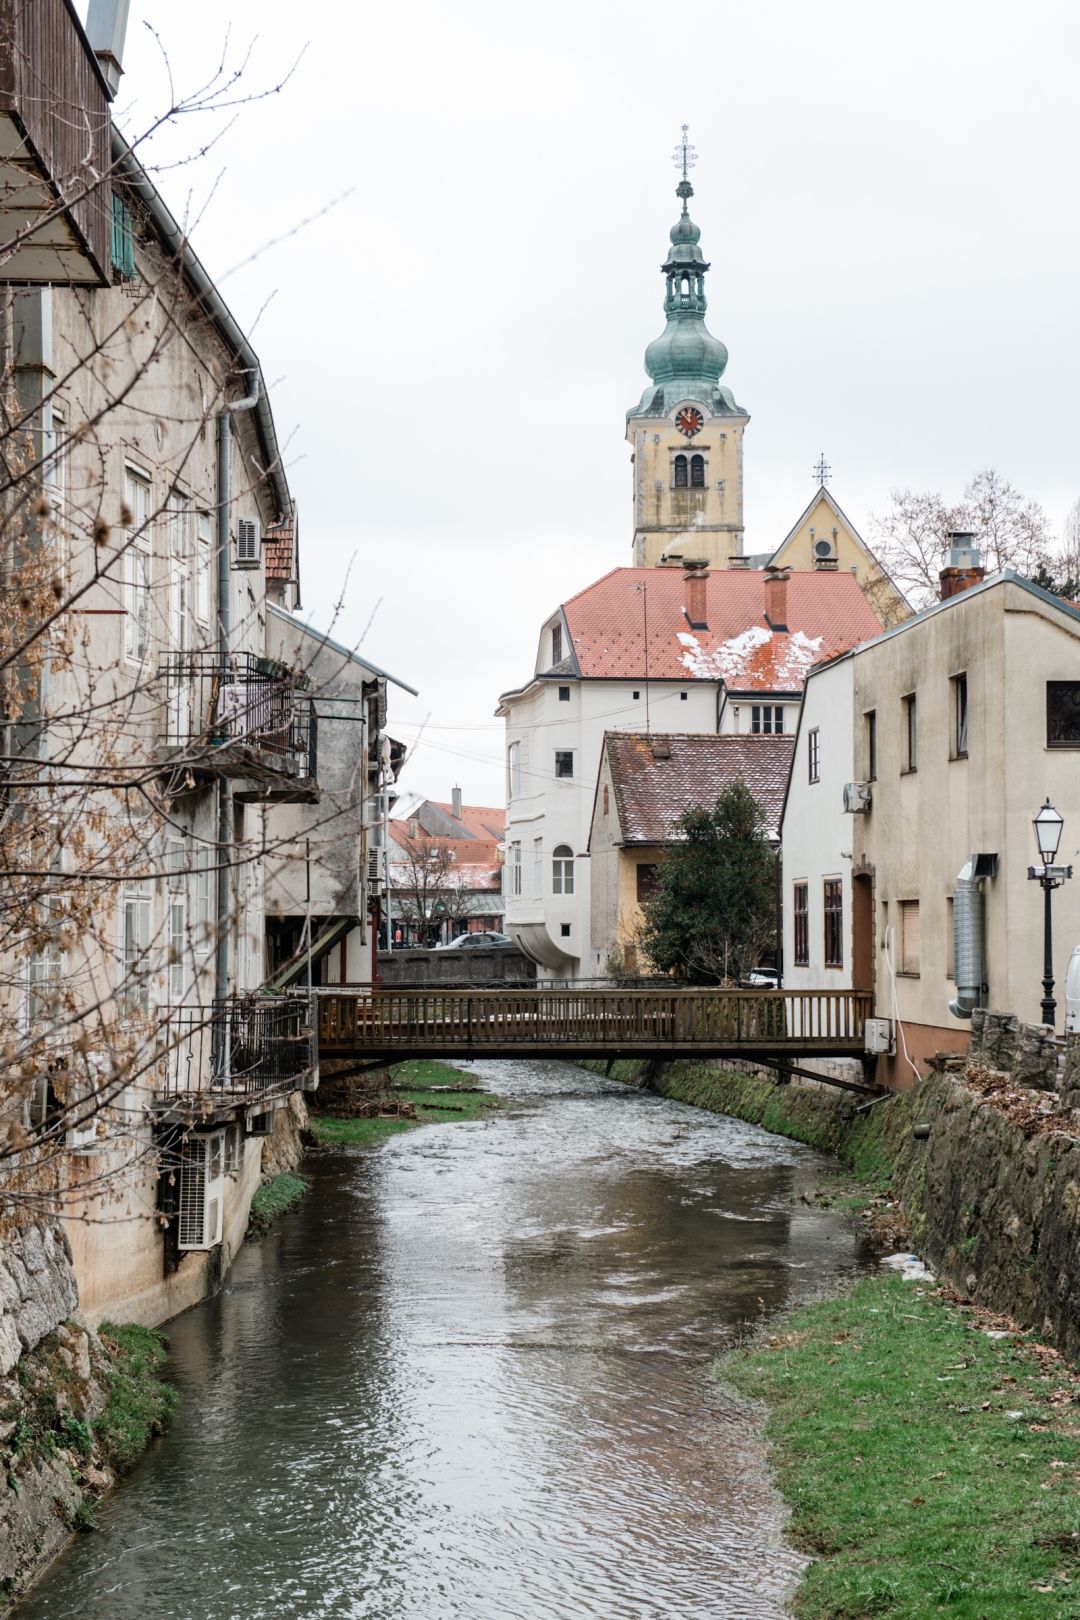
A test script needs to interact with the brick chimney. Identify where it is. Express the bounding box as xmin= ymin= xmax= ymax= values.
xmin=763 ymin=566 xmax=790 ymax=631
xmin=683 ymin=561 xmax=709 ymax=629
xmin=939 ymin=532 xmax=985 ymax=601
